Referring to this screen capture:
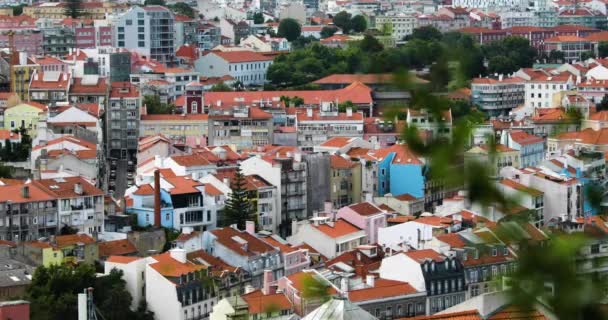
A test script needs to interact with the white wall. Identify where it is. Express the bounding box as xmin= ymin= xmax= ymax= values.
xmin=378 ymin=221 xmax=434 ymax=250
